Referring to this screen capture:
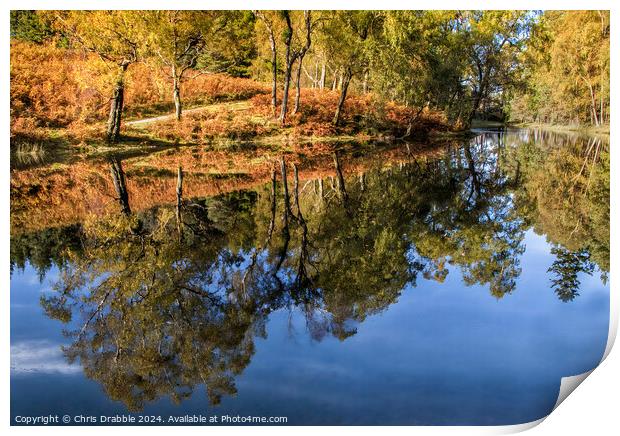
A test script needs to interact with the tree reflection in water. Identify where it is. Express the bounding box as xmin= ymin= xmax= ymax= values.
xmin=10 ymin=130 xmax=609 ymax=411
